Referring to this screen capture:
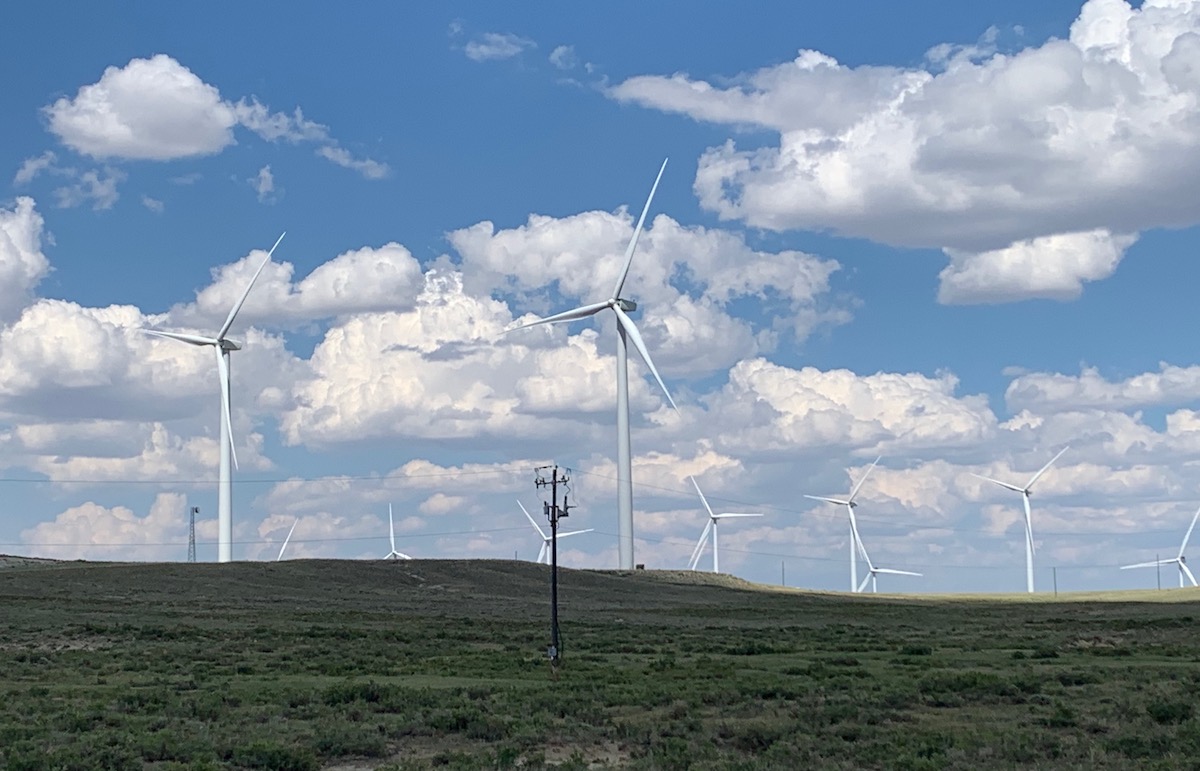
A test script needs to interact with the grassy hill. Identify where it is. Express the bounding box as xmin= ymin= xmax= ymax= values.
xmin=2 ymin=558 xmax=1199 ymax=769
